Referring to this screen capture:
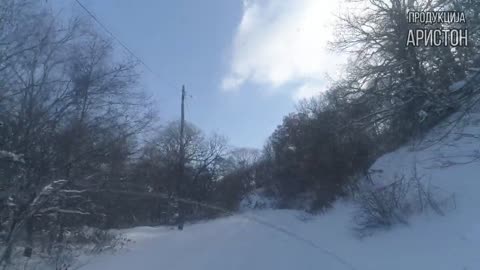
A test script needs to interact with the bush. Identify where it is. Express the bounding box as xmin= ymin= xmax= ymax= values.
xmin=353 ymin=175 xmax=412 ymax=236
xmin=67 ymin=227 xmax=130 ymax=253
xmin=353 ymin=170 xmax=452 ymax=237
xmin=35 ymin=228 xmax=129 ymax=270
